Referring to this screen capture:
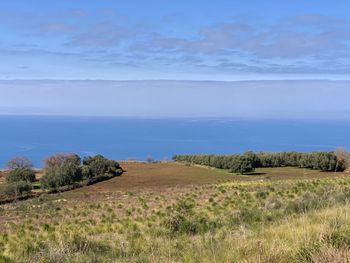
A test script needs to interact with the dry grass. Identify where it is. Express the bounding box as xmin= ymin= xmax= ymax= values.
xmin=1 ymin=163 xmax=350 ymax=263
